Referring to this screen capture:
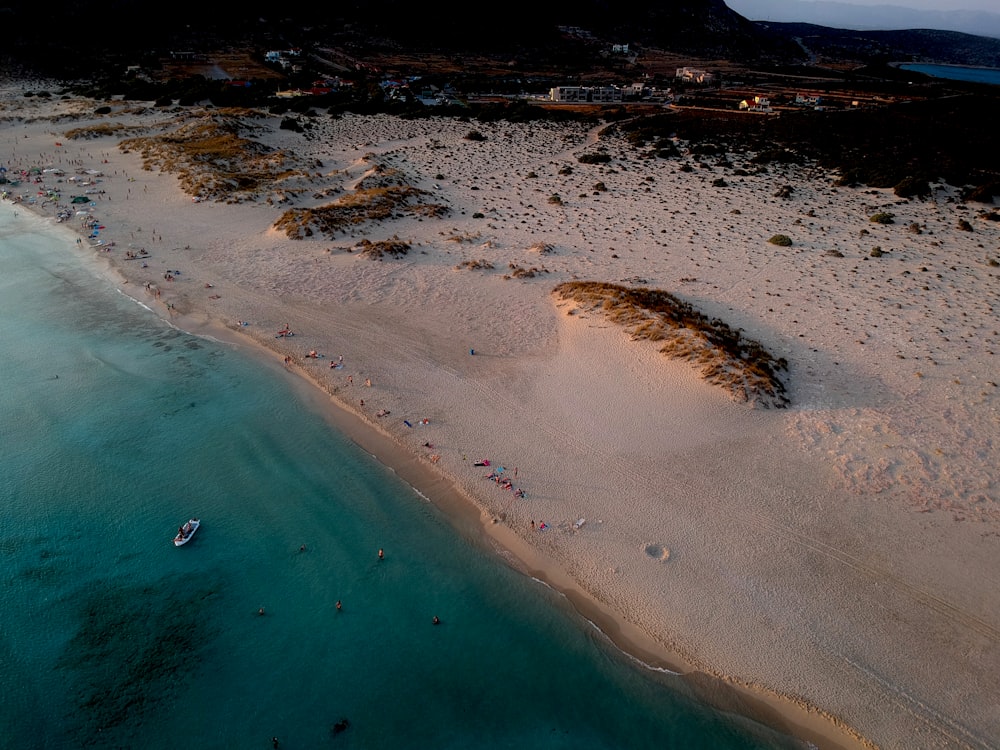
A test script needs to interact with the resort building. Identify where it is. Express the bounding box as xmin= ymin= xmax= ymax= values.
xmin=675 ymin=67 xmax=716 ymax=84
xmin=739 ymin=95 xmax=772 ymax=112
xmin=549 ymin=86 xmax=624 ymax=103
